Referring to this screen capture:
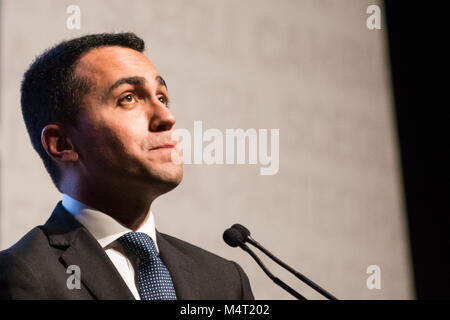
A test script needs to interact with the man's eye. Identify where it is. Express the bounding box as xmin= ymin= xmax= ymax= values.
xmin=159 ymin=96 xmax=170 ymax=107
xmin=119 ymin=94 xmax=137 ymax=105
